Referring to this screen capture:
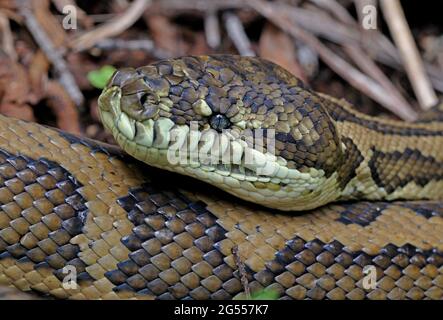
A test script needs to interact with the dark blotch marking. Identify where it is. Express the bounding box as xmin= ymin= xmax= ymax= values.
xmin=335 ymin=202 xmax=386 ymax=226
xmin=58 ymin=130 xmax=123 ymax=157
xmin=112 ymin=179 xmax=443 ymax=299
xmin=0 ymin=148 xmax=91 ymax=289
xmin=368 ymin=148 xmax=443 ymax=194
xmin=334 ymin=201 xmax=443 ymax=227
xmin=251 ymin=234 xmax=443 ymax=300
xmin=322 ymin=97 xmax=442 ymax=137
xmin=337 ymin=137 xmax=364 ymax=189
xmin=210 ymin=114 xmax=231 ymax=132
xmin=396 ymin=201 xmax=443 ymax=218
xmin=111 ymin=182 xmax=236 ymax=300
